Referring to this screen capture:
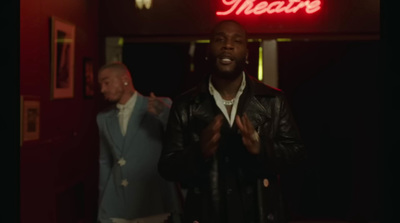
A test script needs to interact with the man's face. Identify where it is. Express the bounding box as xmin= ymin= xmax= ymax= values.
xmin=98 ymin=68 xmax=125 ymax=102
xmin=208 ymin=21 xmax=248 ymax=80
